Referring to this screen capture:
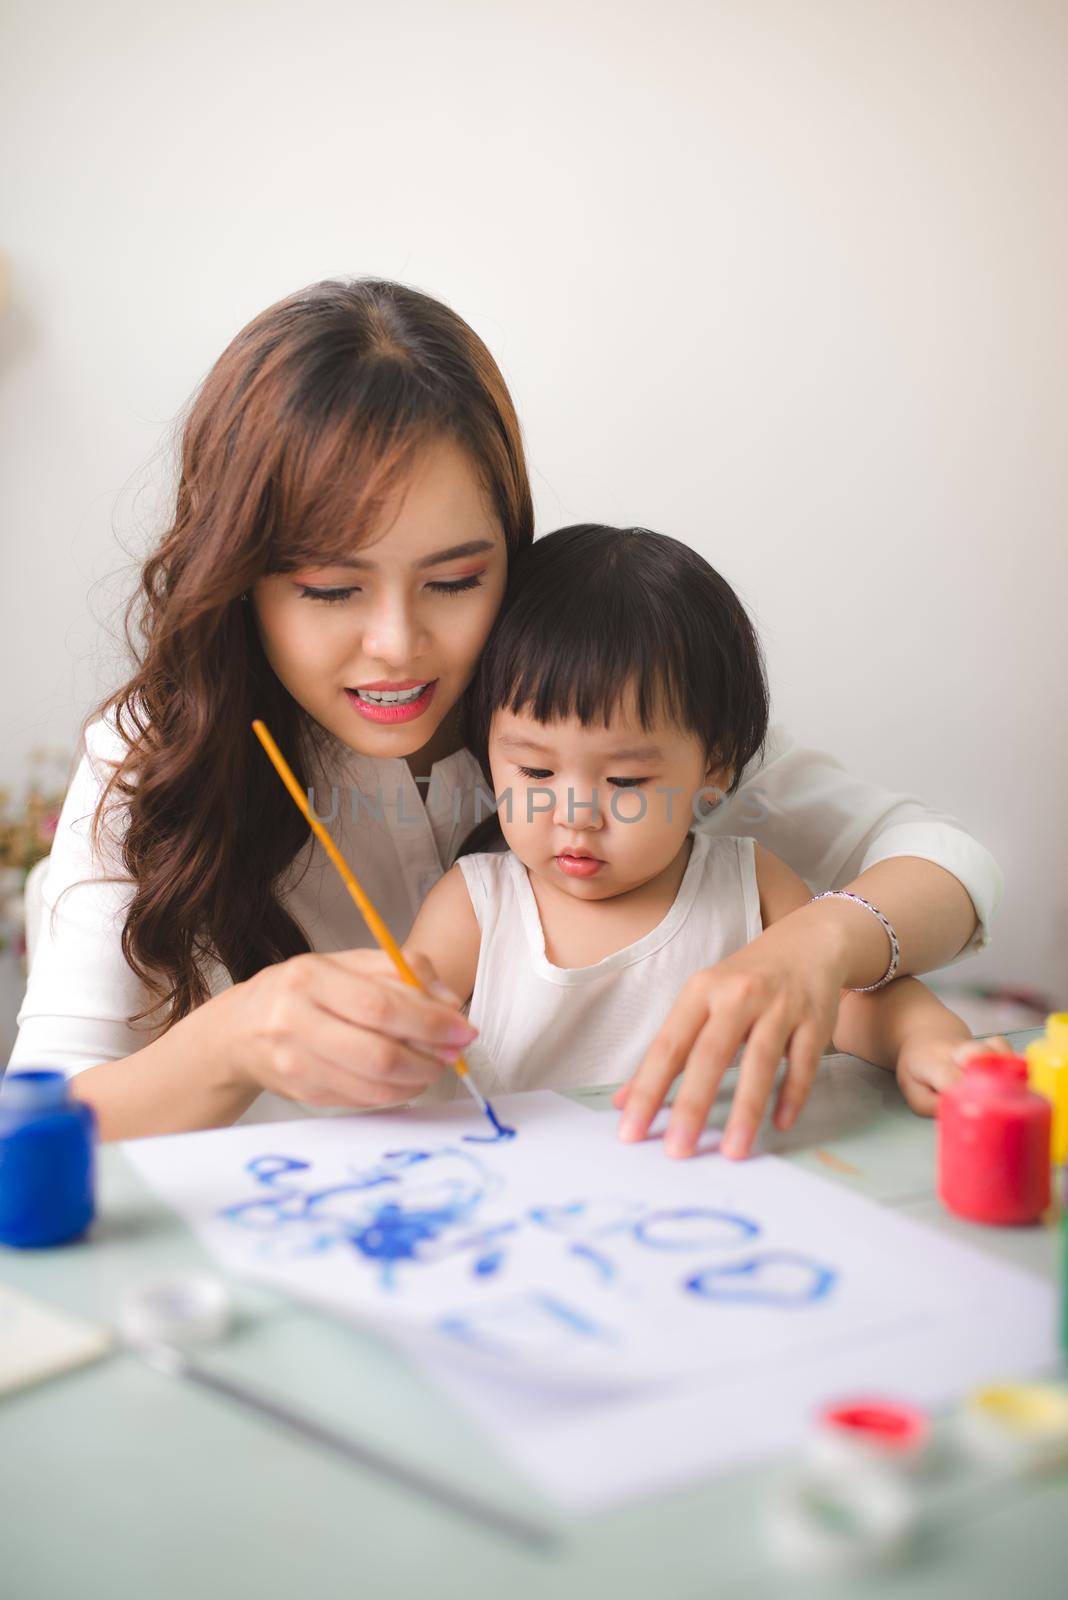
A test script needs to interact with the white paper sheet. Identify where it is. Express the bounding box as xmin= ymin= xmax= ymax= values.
xmin=124 ymin=1092 xmax=1058 ymax=1405
xmin=415 ymin=1286 xmax=1060 ymax=1509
